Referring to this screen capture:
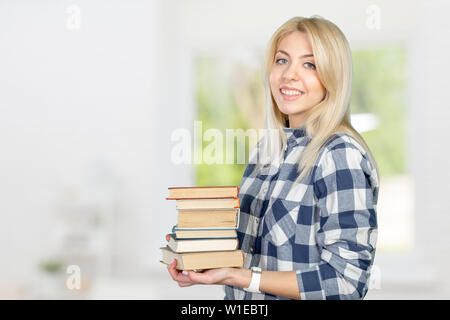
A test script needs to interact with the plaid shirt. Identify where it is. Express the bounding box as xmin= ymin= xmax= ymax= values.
xmin=224 ymin=127 xmax=379 ymax=300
